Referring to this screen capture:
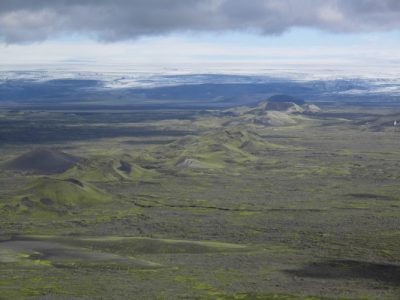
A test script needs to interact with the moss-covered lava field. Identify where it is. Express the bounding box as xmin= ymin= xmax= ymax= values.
xmin=1 ymin=102 xmax=400 ymax=299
